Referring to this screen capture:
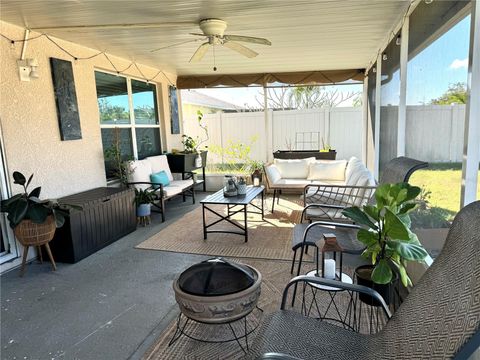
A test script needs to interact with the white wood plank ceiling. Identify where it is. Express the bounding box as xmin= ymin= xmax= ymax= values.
xmin=0 ymin=0 xmax=411 ymax=76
